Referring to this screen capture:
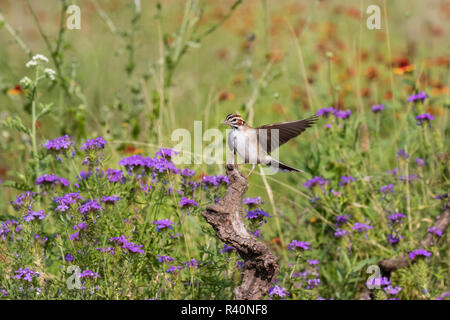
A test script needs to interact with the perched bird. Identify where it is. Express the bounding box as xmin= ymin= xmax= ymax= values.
xmin=223 ymin=113 xmax=318 ymax=178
